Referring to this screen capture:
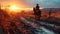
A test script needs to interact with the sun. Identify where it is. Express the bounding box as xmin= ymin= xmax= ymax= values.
xmin=9 ymin=5 xmax=20 ymax=11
